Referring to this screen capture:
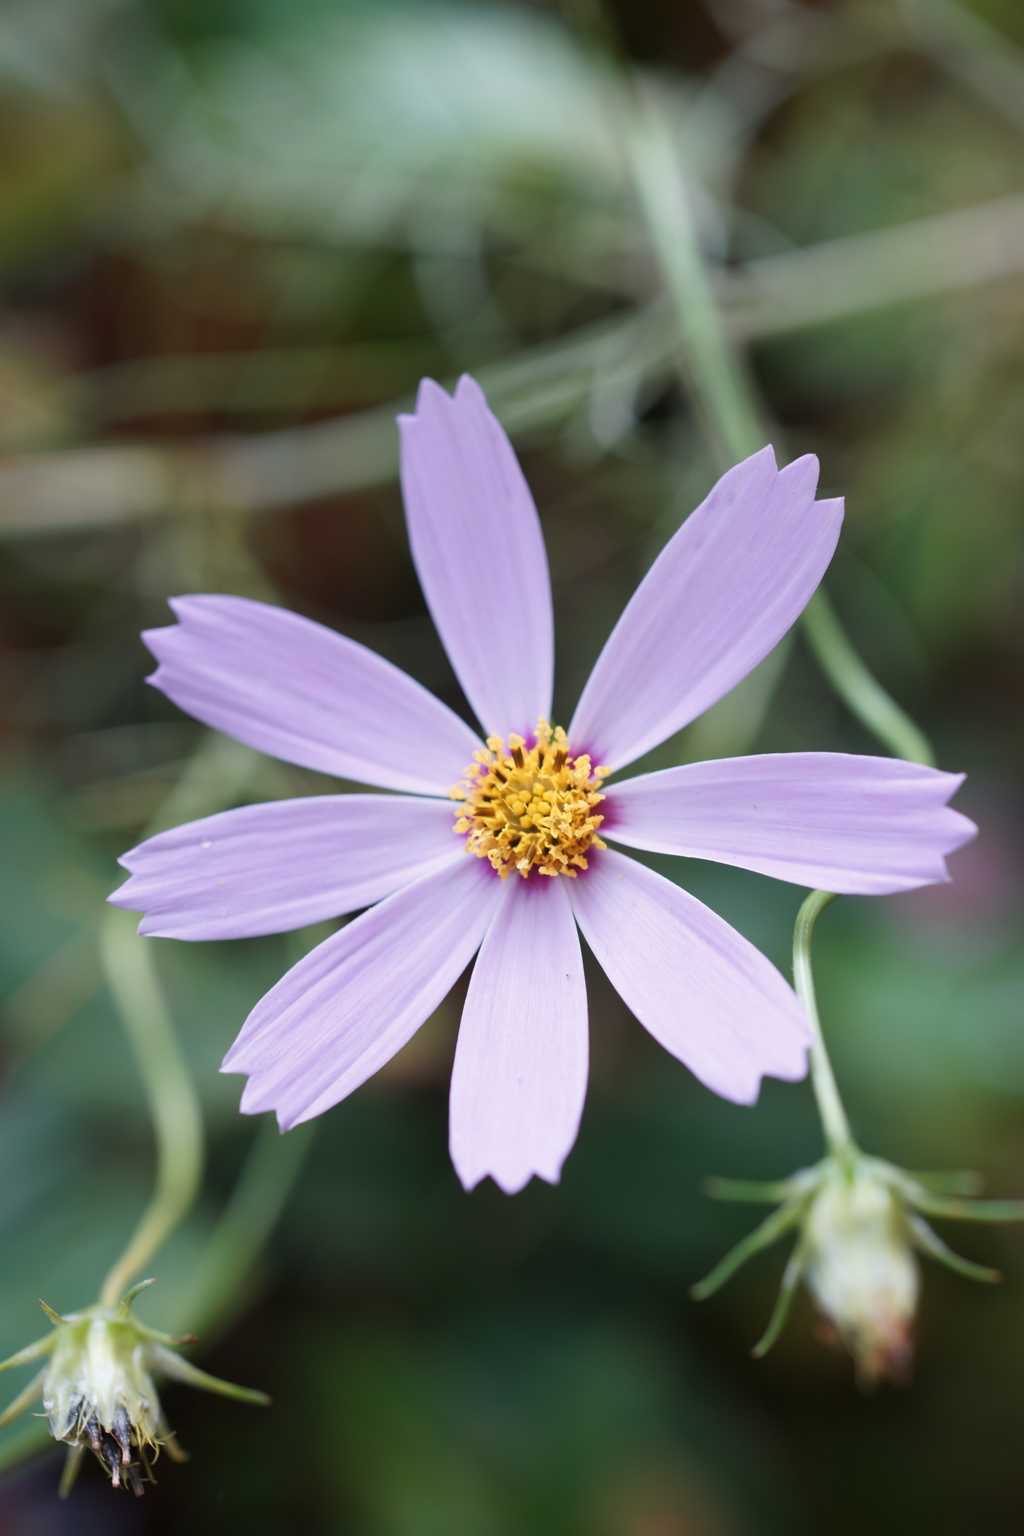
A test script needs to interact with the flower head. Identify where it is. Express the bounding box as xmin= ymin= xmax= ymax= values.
xmin=693 ymin=1155 xmax=1021 ymax=1385
xmin=110 ymin=375 xmax=974 ymax=1193
xmin=802 ymin=1164 xmax=919 ymax=1383
xmin=452 ymin=721 xmax=609 ymax=879
xmin=0 ymin=1280 xmax=268 ymax=1496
